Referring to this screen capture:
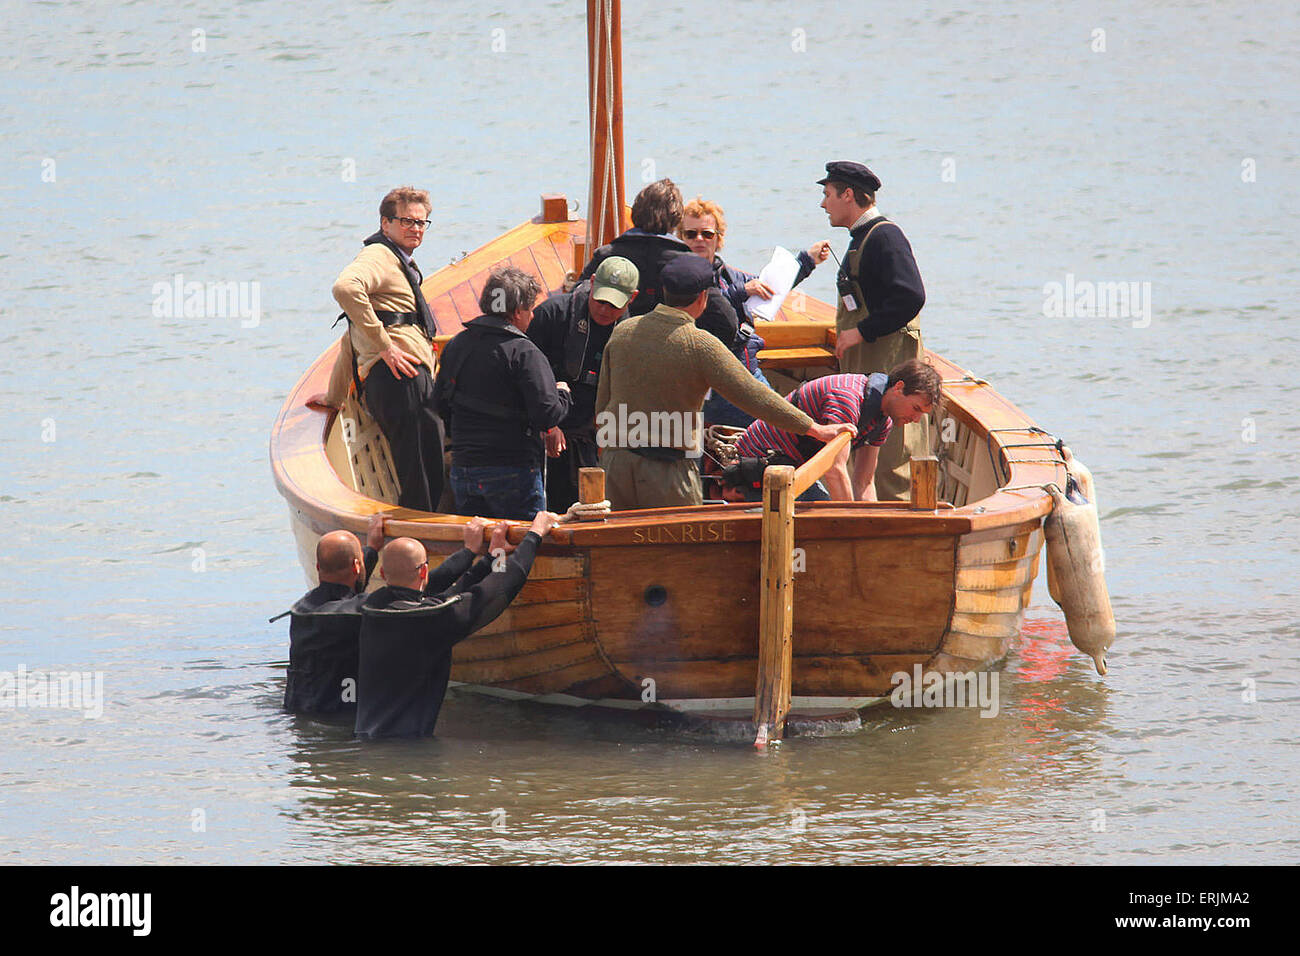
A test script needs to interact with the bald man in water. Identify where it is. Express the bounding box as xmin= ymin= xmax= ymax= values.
xmin=281 ymin=514 xmax=498 ymax=715
xmin=281 ymin=514 xmax=385 ymax=715
xmin=355 ymin=509 xmax=561 ymax=738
